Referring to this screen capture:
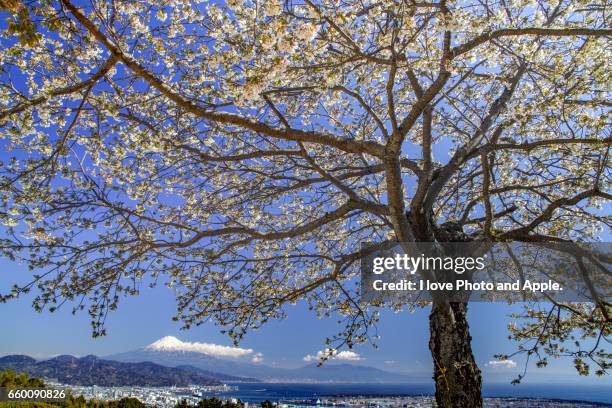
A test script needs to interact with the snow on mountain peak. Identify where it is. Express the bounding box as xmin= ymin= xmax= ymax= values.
xmin=145 ymin=336 xmax=255 ymax=359
xmin=147 ymin=336 xmax=183 ymax=350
